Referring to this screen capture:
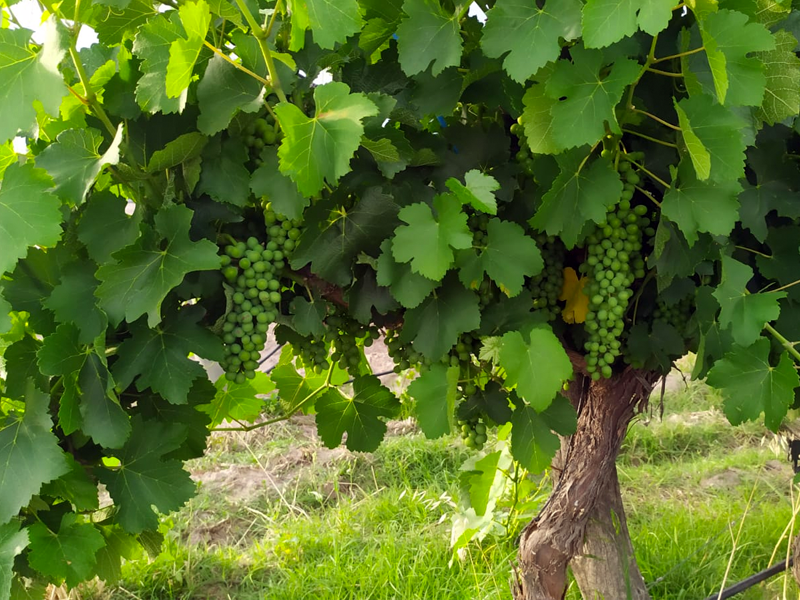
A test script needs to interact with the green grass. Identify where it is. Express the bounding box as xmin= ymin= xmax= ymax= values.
xmin=88 ymin=376 xmax=800 ymax=600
